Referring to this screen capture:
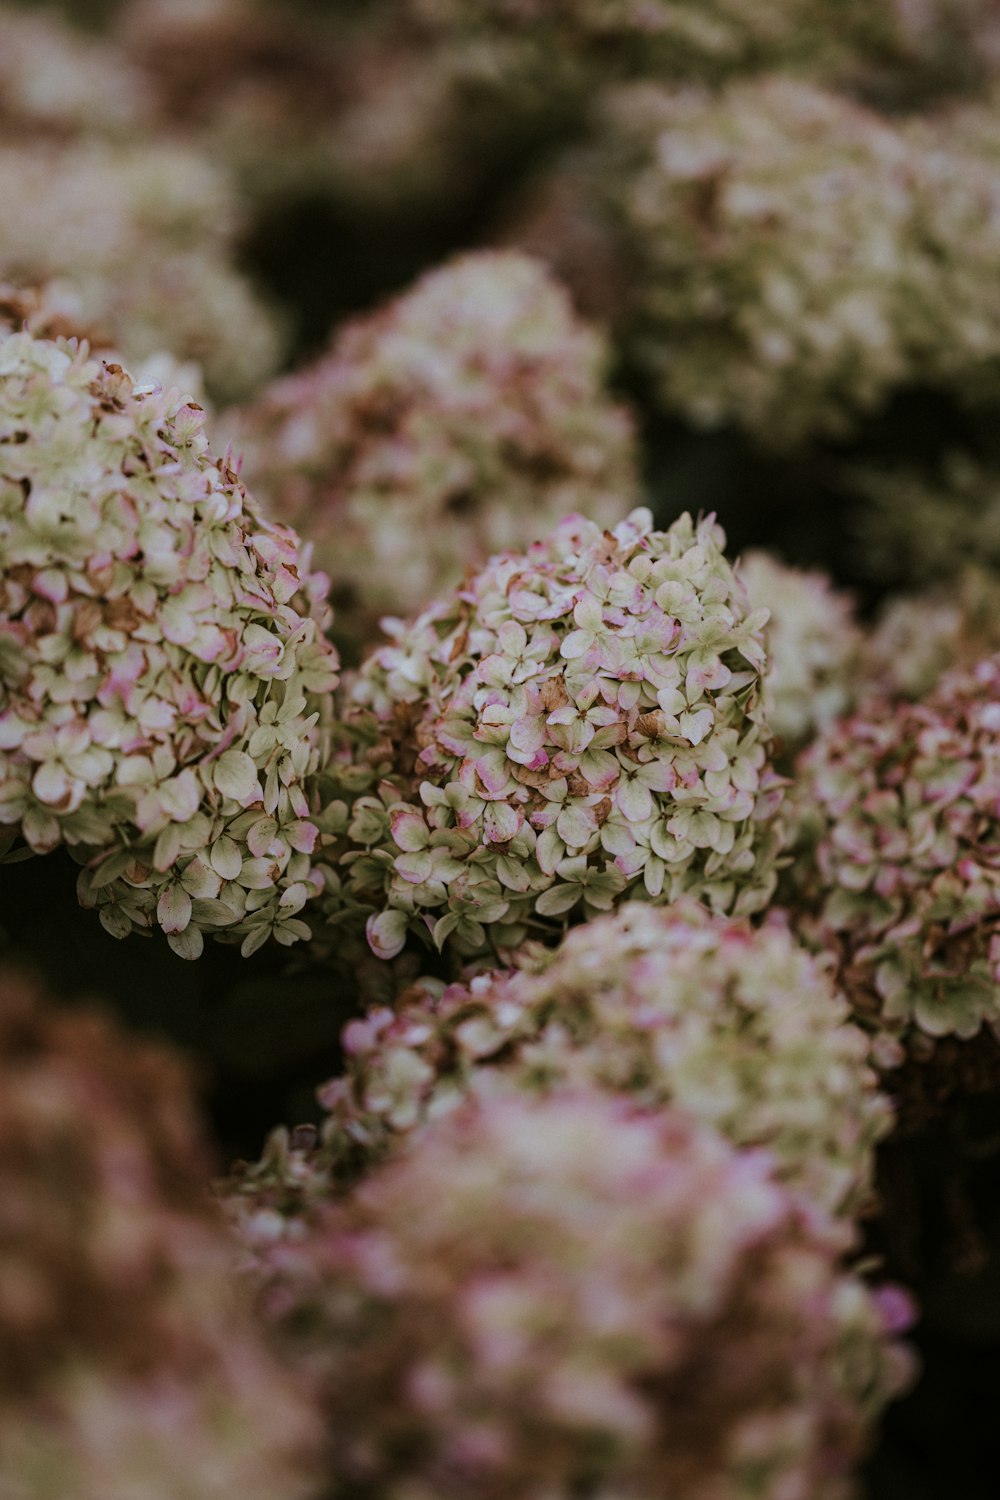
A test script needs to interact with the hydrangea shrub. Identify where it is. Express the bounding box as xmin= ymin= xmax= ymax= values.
xmin=232 ymin=251 xmax=638 ymax=641
xmin=0 ymin=968 xmax=321 ymax=1500
xmin=323 ymin=509 xmax=783 ymax=962
xmin=241 ymin=900 xmax=891 ymax=1218
xmin=790 ymin=652 xmax=1000 ymax=1043
xmin=0 ymin=327 xmax=339 ymax=958
xmin=232 ymin=1086 xmax=913 ymax=1500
